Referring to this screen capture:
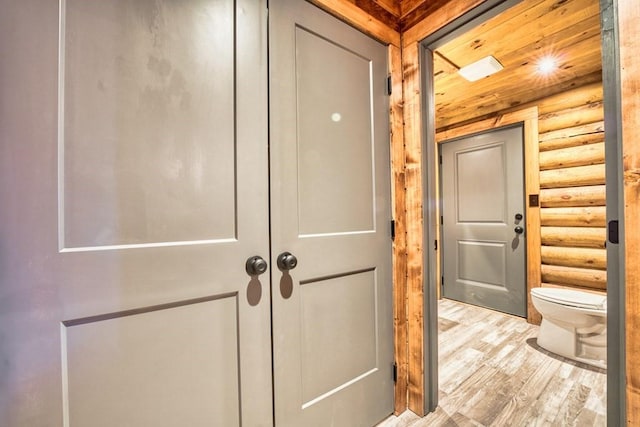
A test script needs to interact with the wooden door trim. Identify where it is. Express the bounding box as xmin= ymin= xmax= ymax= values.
xmin=435 ymin=107 xmax=542 ymax=325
